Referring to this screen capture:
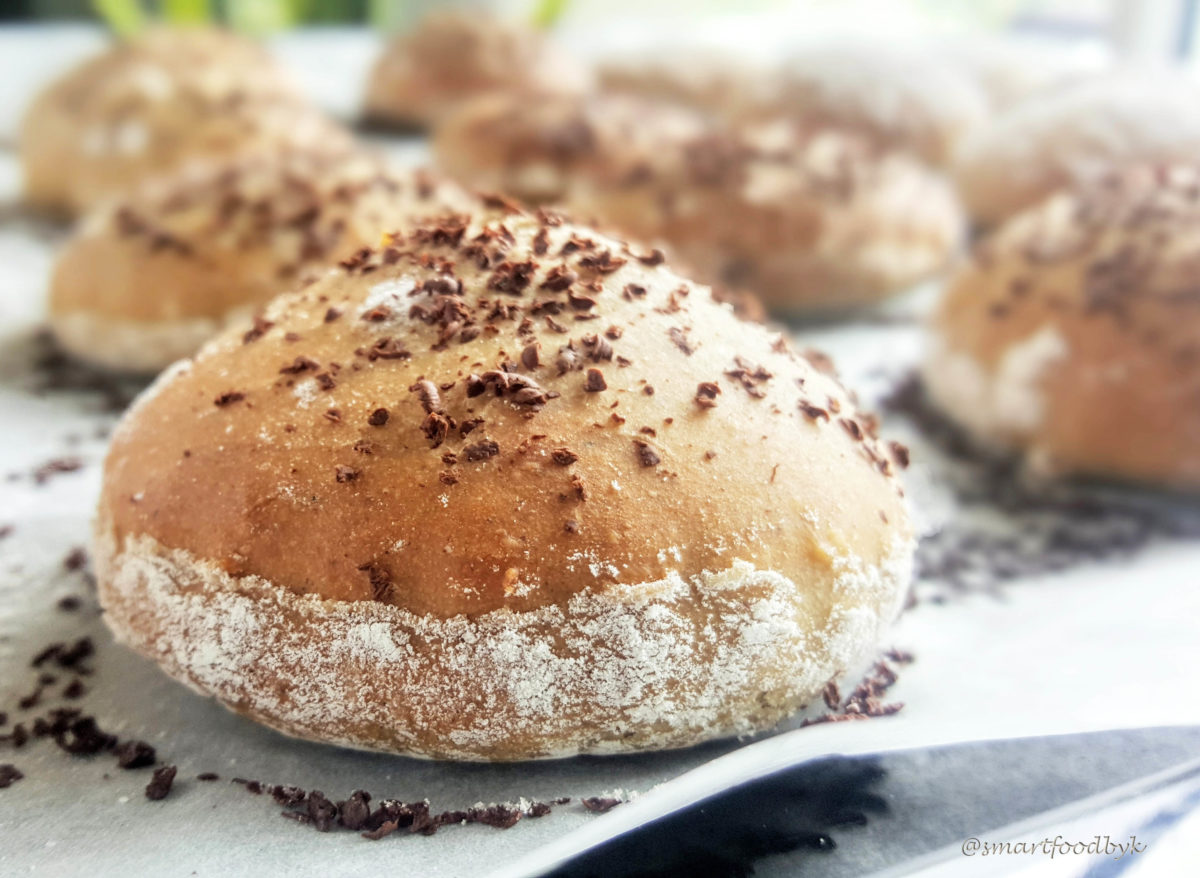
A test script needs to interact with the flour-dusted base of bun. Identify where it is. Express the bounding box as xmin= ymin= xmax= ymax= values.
xmin=49 ymin=307 xmax=254 ymax=374
xmin=922 ymin=327 xmax=1068 ymax=458
xmin=96 ymin=529 xmax=910 ymax=761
